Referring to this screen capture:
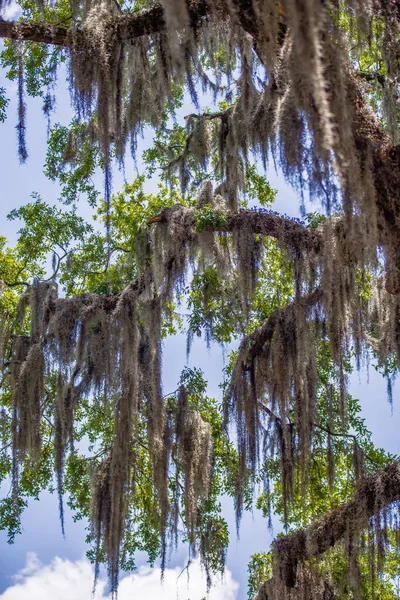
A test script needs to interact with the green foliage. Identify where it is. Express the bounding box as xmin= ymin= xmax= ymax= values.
xmin=44 ymin=122 xmax=101 ymax=207
xmin=0 ymin=0 xmax=69 ymax=116
xmin=256 ymin=342 xmax=396 ymax=531
xmin=305 ymin=211 xmax=327 ymax=230
xmin=245 ymin=165 xmax=277 ymax=208
xmin=250 ymin=238 xmax=294 ymax=324
xmin=247 ymin=341 xmax=398 ymax=598
xmin=315 ymin=539 xmax=400 ymax=600
xmin=187 ymin=265 xmax=240 ymax=345
xmin=8 ymin=195 xmax=92 ymax=266
xmin=247 ymin=552 xmax=272 ymax=600
xmin=64 ymin=176 xmax=184 ymax=296
xmin=186 ymin=235 xmax=295 ymax=348
xmin=334 ymin=3 xmax=387 ymax=113
xmin=0 ymin=88 xmax=9 ymax=123
xmin=18 ymin=0 xmax=71 ymax=26
xmin=194 ymin=205 xmax=229 ymax=232
xmin=0 ymin=237 xmax=35 ymax=309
